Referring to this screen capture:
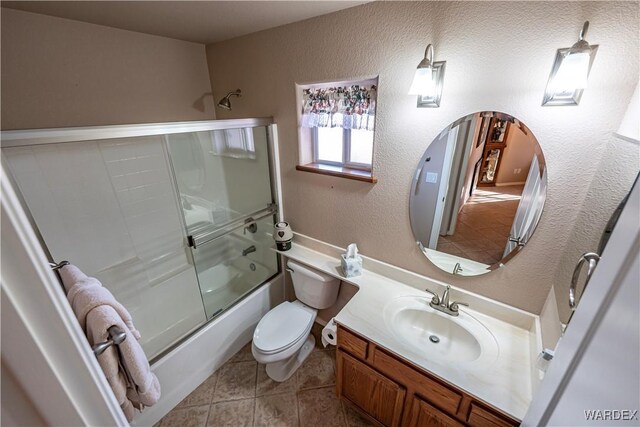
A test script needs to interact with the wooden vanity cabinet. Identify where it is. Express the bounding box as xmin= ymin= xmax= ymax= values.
xmin=338 ymin=351 xmax=406 ymax=427
xmin=336 ymin=325 xmax=520 ymax=427
xmin=466 ymin=404 xmax=517 ymax=427
xmin=407 ymin=397 xmax=464 ymax=427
